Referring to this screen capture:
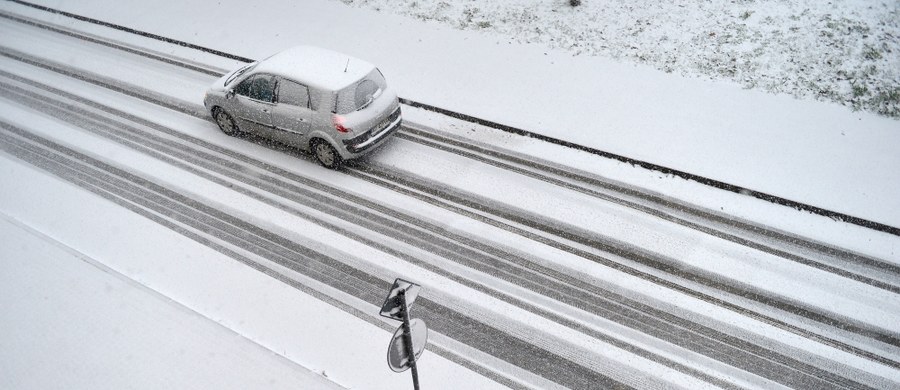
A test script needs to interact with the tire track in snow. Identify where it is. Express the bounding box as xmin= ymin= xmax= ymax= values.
xmin=0 ymin=73 xmax=893 ymax=389
xmin=0 ymin=14 xmax=896 ymax=386
xmin=2 ymin=41 xmax=897 ymax=366
xmin=0 ymin=11 xmax=900 ymax=272
xmin=2 ymin=13 xmax=895 ymax=294
xmin=351 ymin=162 xmax=900 ymax=349
xmin=0 ymin=121 xmax=630 ymax=390
xmin=394 ymin=128 xmax=900 ymax=293
xmin=0 ymin=77 xmax=746 ymax=389
xmin=5 ymin=0 xmax=899 ymax=237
